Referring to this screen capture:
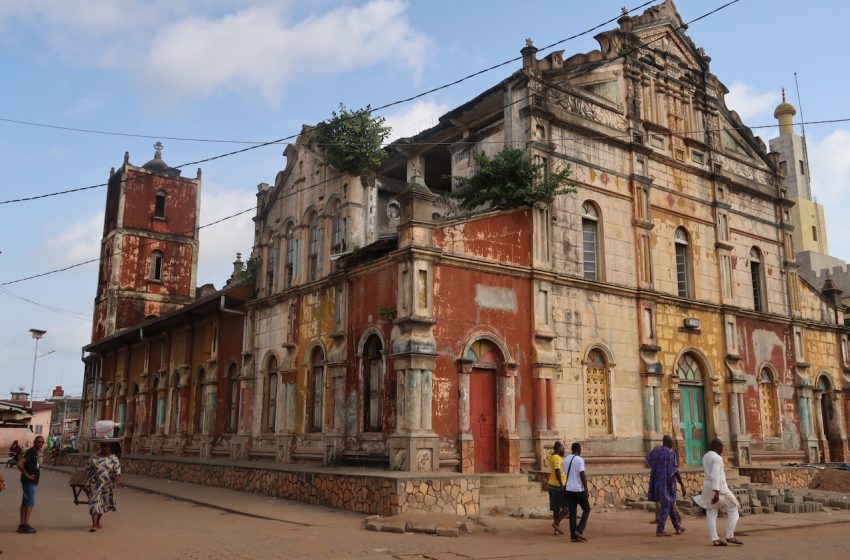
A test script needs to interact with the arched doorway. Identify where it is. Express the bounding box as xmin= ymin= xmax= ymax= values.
xmin=816 ymin=375 xmax=841 ymax=462
xmin=466 ymin=340 xmax=499 ymax=472
xmin=676 ymin=353 xmax=708 ymax=466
